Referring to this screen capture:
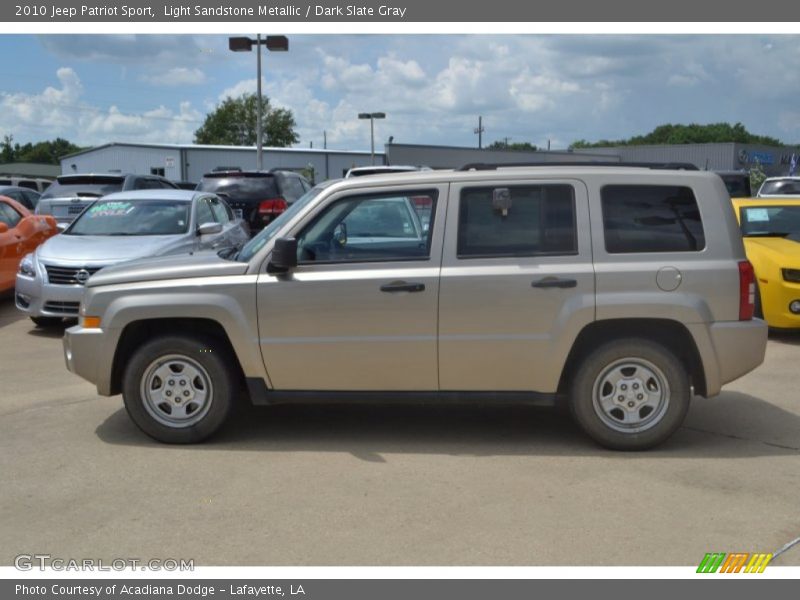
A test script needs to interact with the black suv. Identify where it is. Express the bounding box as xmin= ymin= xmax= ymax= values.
xmin=196 ymin=169 xmax=312 ymax=231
